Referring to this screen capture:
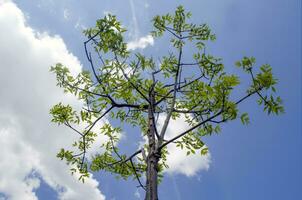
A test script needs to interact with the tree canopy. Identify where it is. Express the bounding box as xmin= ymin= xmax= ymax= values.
xmin=50 ymin=6 xmax=283 ymax=200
